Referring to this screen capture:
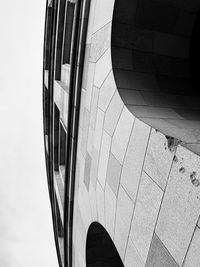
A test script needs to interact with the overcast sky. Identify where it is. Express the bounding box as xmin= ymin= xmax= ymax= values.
xmin=0 ymin=1 xmax=59 ymax=266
